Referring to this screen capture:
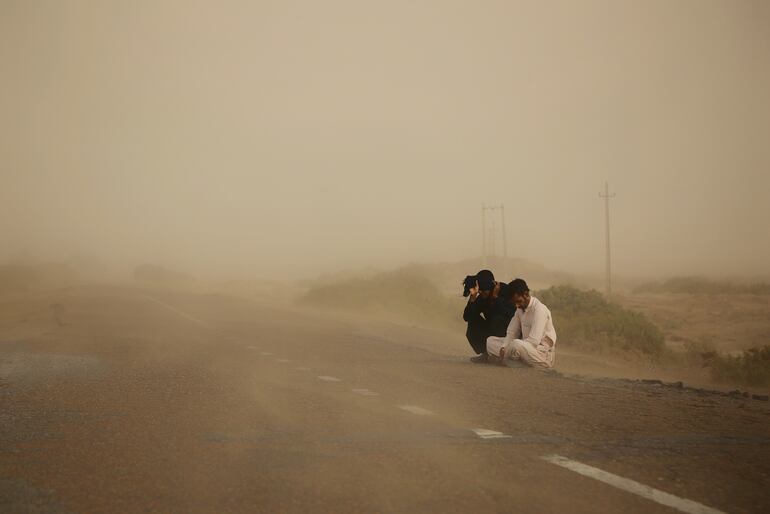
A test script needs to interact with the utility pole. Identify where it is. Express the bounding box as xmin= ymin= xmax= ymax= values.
xmin=599 ymin=182 xmax=616 ymax=296
xmin=500 ymin=204 xmax=508 ymax=279
xmin=481 ymin=204 xmax=507 ymax=276
xmin=481 ymin=204 xmax=487 ymax=268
